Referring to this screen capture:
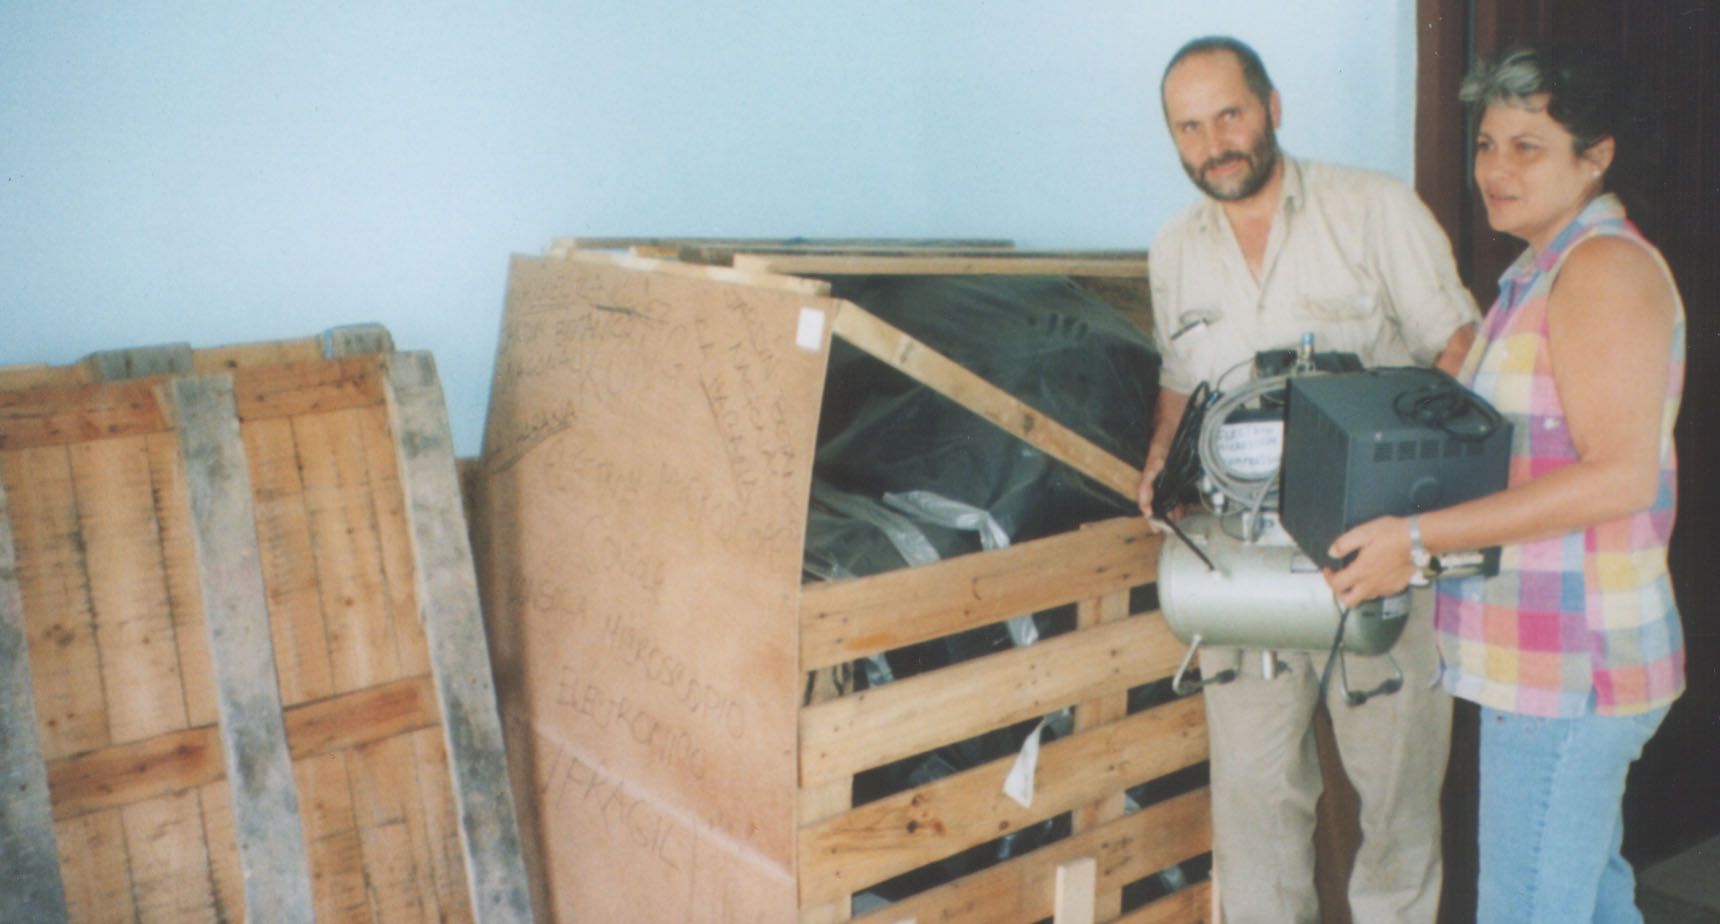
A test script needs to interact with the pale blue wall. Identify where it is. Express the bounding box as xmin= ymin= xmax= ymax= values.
xmin=1 ymin=2 xmax=1418 ymax=455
